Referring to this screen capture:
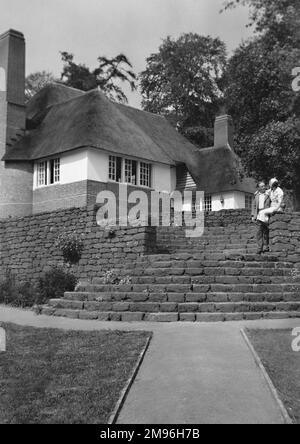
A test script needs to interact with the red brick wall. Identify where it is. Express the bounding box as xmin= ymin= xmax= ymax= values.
xmin=0 ymin=30 xmax=32 ymax=218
